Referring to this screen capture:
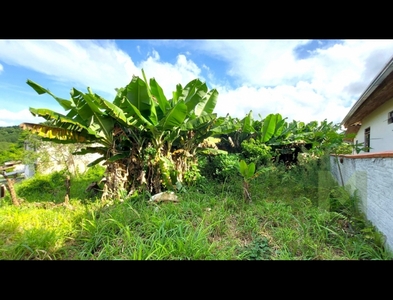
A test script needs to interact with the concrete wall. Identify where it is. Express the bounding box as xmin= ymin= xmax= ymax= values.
xmin=36 ymin=144 xmax=102 ymax=175
xmin=330 ymin=153 xmax=393 ymax=252
xmin=25 ymin=142 xmax=103 ymax=177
